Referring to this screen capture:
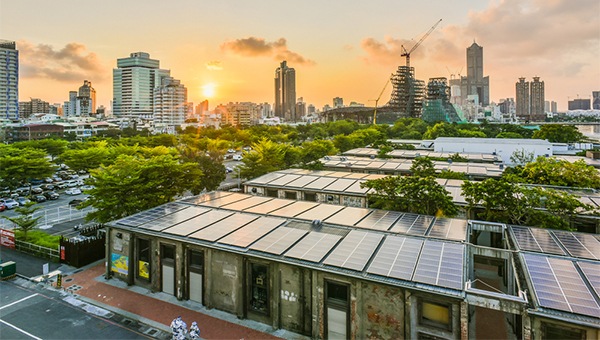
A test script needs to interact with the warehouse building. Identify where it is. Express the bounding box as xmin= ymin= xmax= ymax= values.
xmin=105 ymin=191 xmax=600 ymax=339
xmin=343 ymin=148 xmax=502 ymax=164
